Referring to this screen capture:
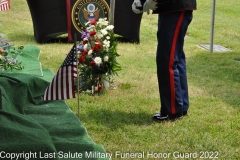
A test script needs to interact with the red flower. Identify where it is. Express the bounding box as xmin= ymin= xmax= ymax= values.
xmin=90 ymin=31 xmax=96 ymax=36
xmin=90 ymin=60 xmax=95 ymax=66
xmin=81 ymin=50 xmax=88 ymax=56
xmin=90 ymin=20 xmax=97 ymax=25
xmin=92 ymin=44 xmax=102 ymax=52
xmin=98 ymin=85 xmax=103 ymax=89
xmin=78 ymin=55 xmax=85 ymax=63
xmin=83 ymin=39 xmax=88 ymax=44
